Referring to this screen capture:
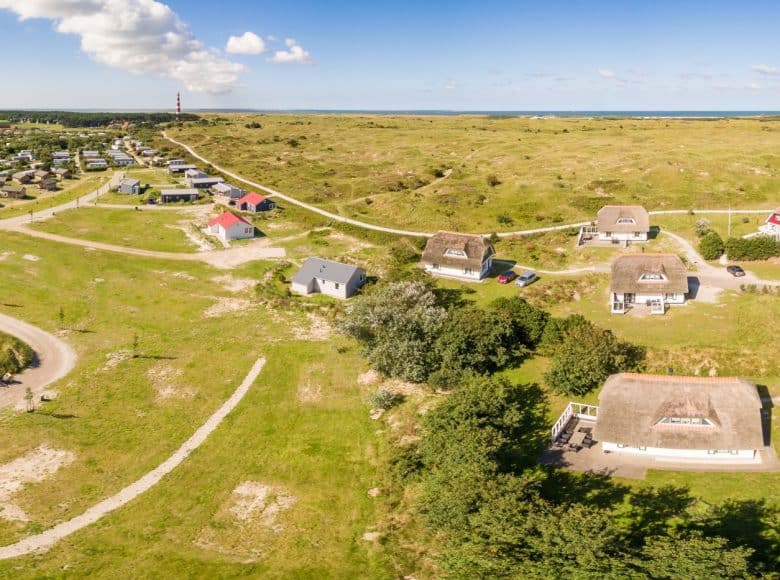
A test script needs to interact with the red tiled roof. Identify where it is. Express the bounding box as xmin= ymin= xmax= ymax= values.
xmin=238 ymin=192 xmax=267 ymax=206
xmin=208 ymin=211 xmax=250 ymax=228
